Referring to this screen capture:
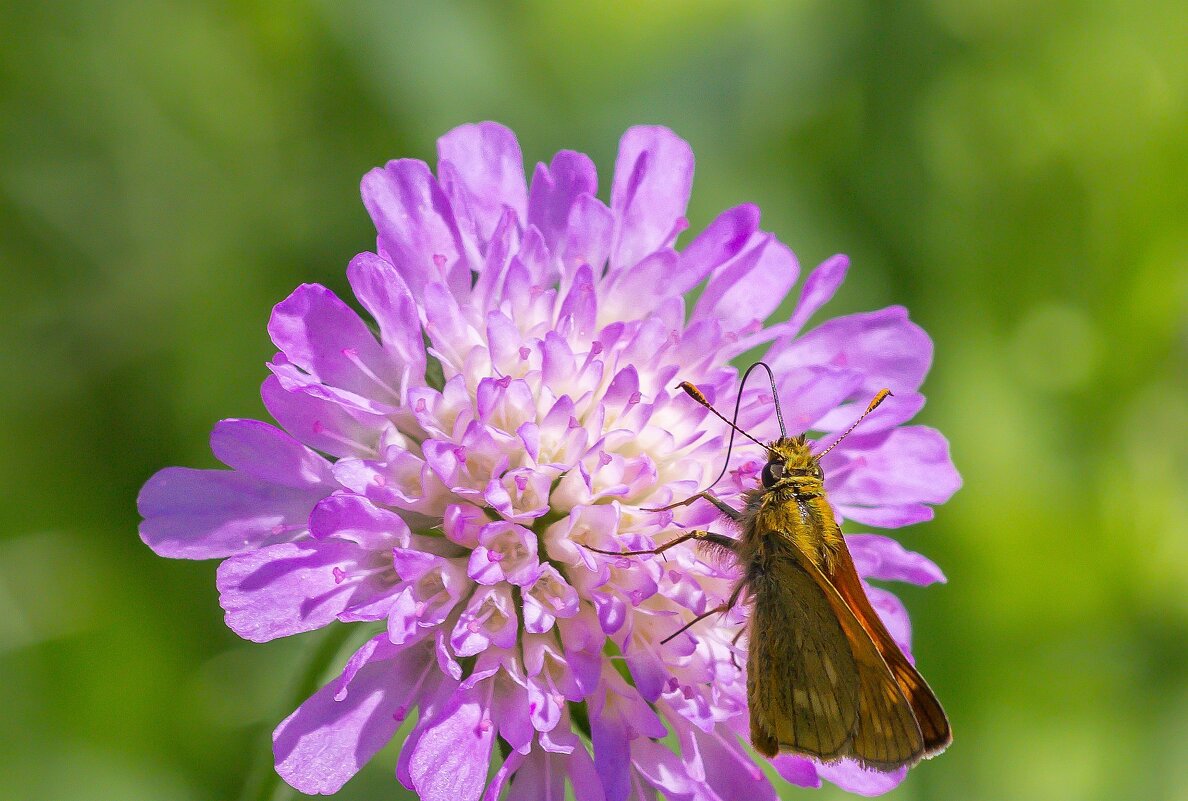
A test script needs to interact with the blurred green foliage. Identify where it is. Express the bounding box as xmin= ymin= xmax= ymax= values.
xmin=1 ymin=1 xmax=1184 ymax=800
